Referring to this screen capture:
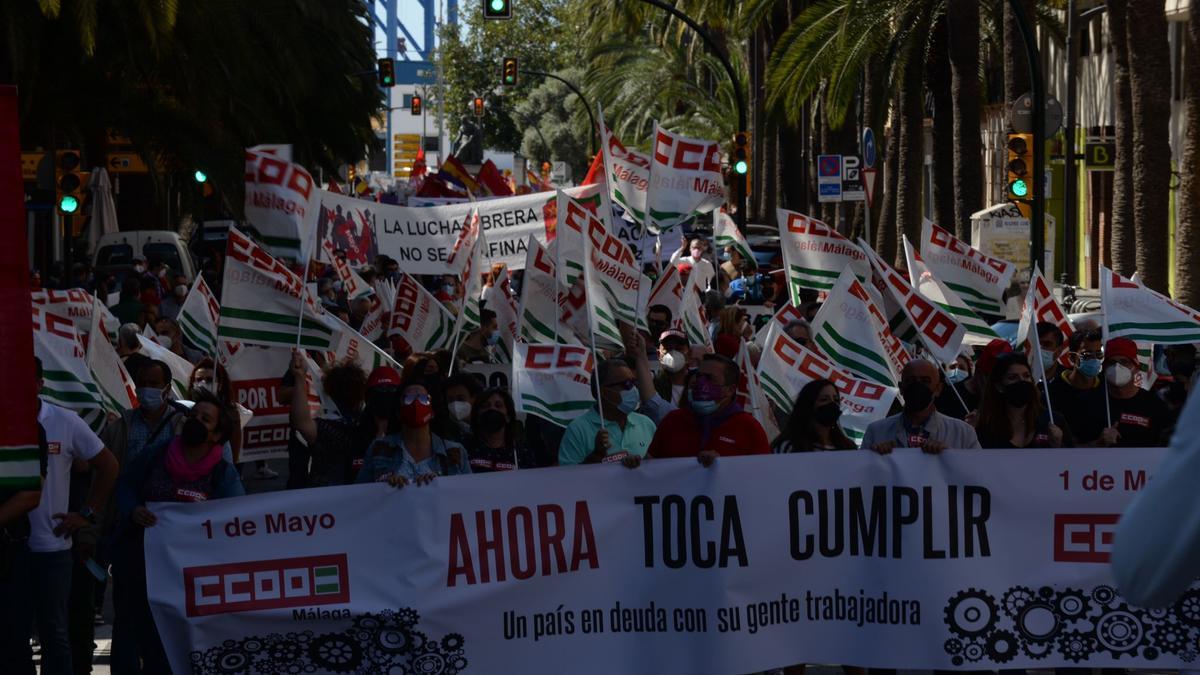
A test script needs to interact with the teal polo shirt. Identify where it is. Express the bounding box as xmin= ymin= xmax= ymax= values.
xmin=557 ymin=408 xmax=656 ymax=466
